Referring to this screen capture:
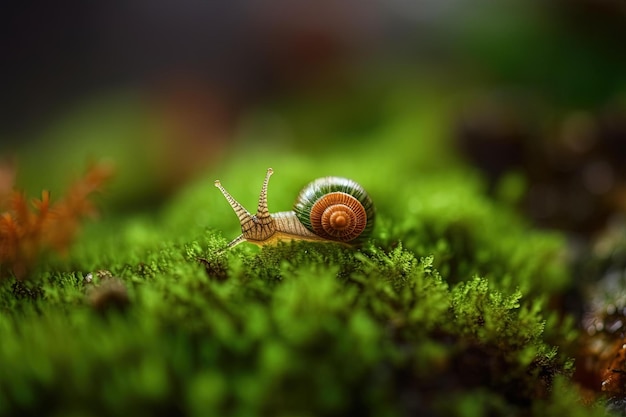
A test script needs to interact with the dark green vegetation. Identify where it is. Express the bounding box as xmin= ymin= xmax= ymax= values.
xmin=0 ymin=87 xmax=606 ymax=416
